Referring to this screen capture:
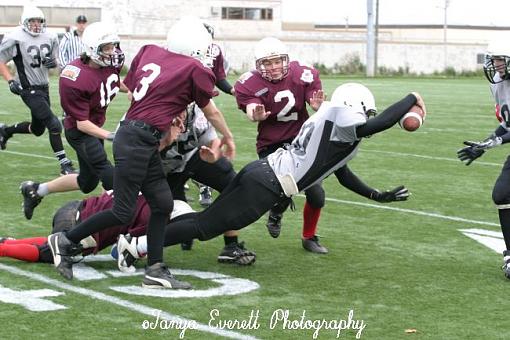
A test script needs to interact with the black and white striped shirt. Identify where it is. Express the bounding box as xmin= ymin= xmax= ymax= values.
xmin=58 ymin=30 xmax=85 ymax=68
